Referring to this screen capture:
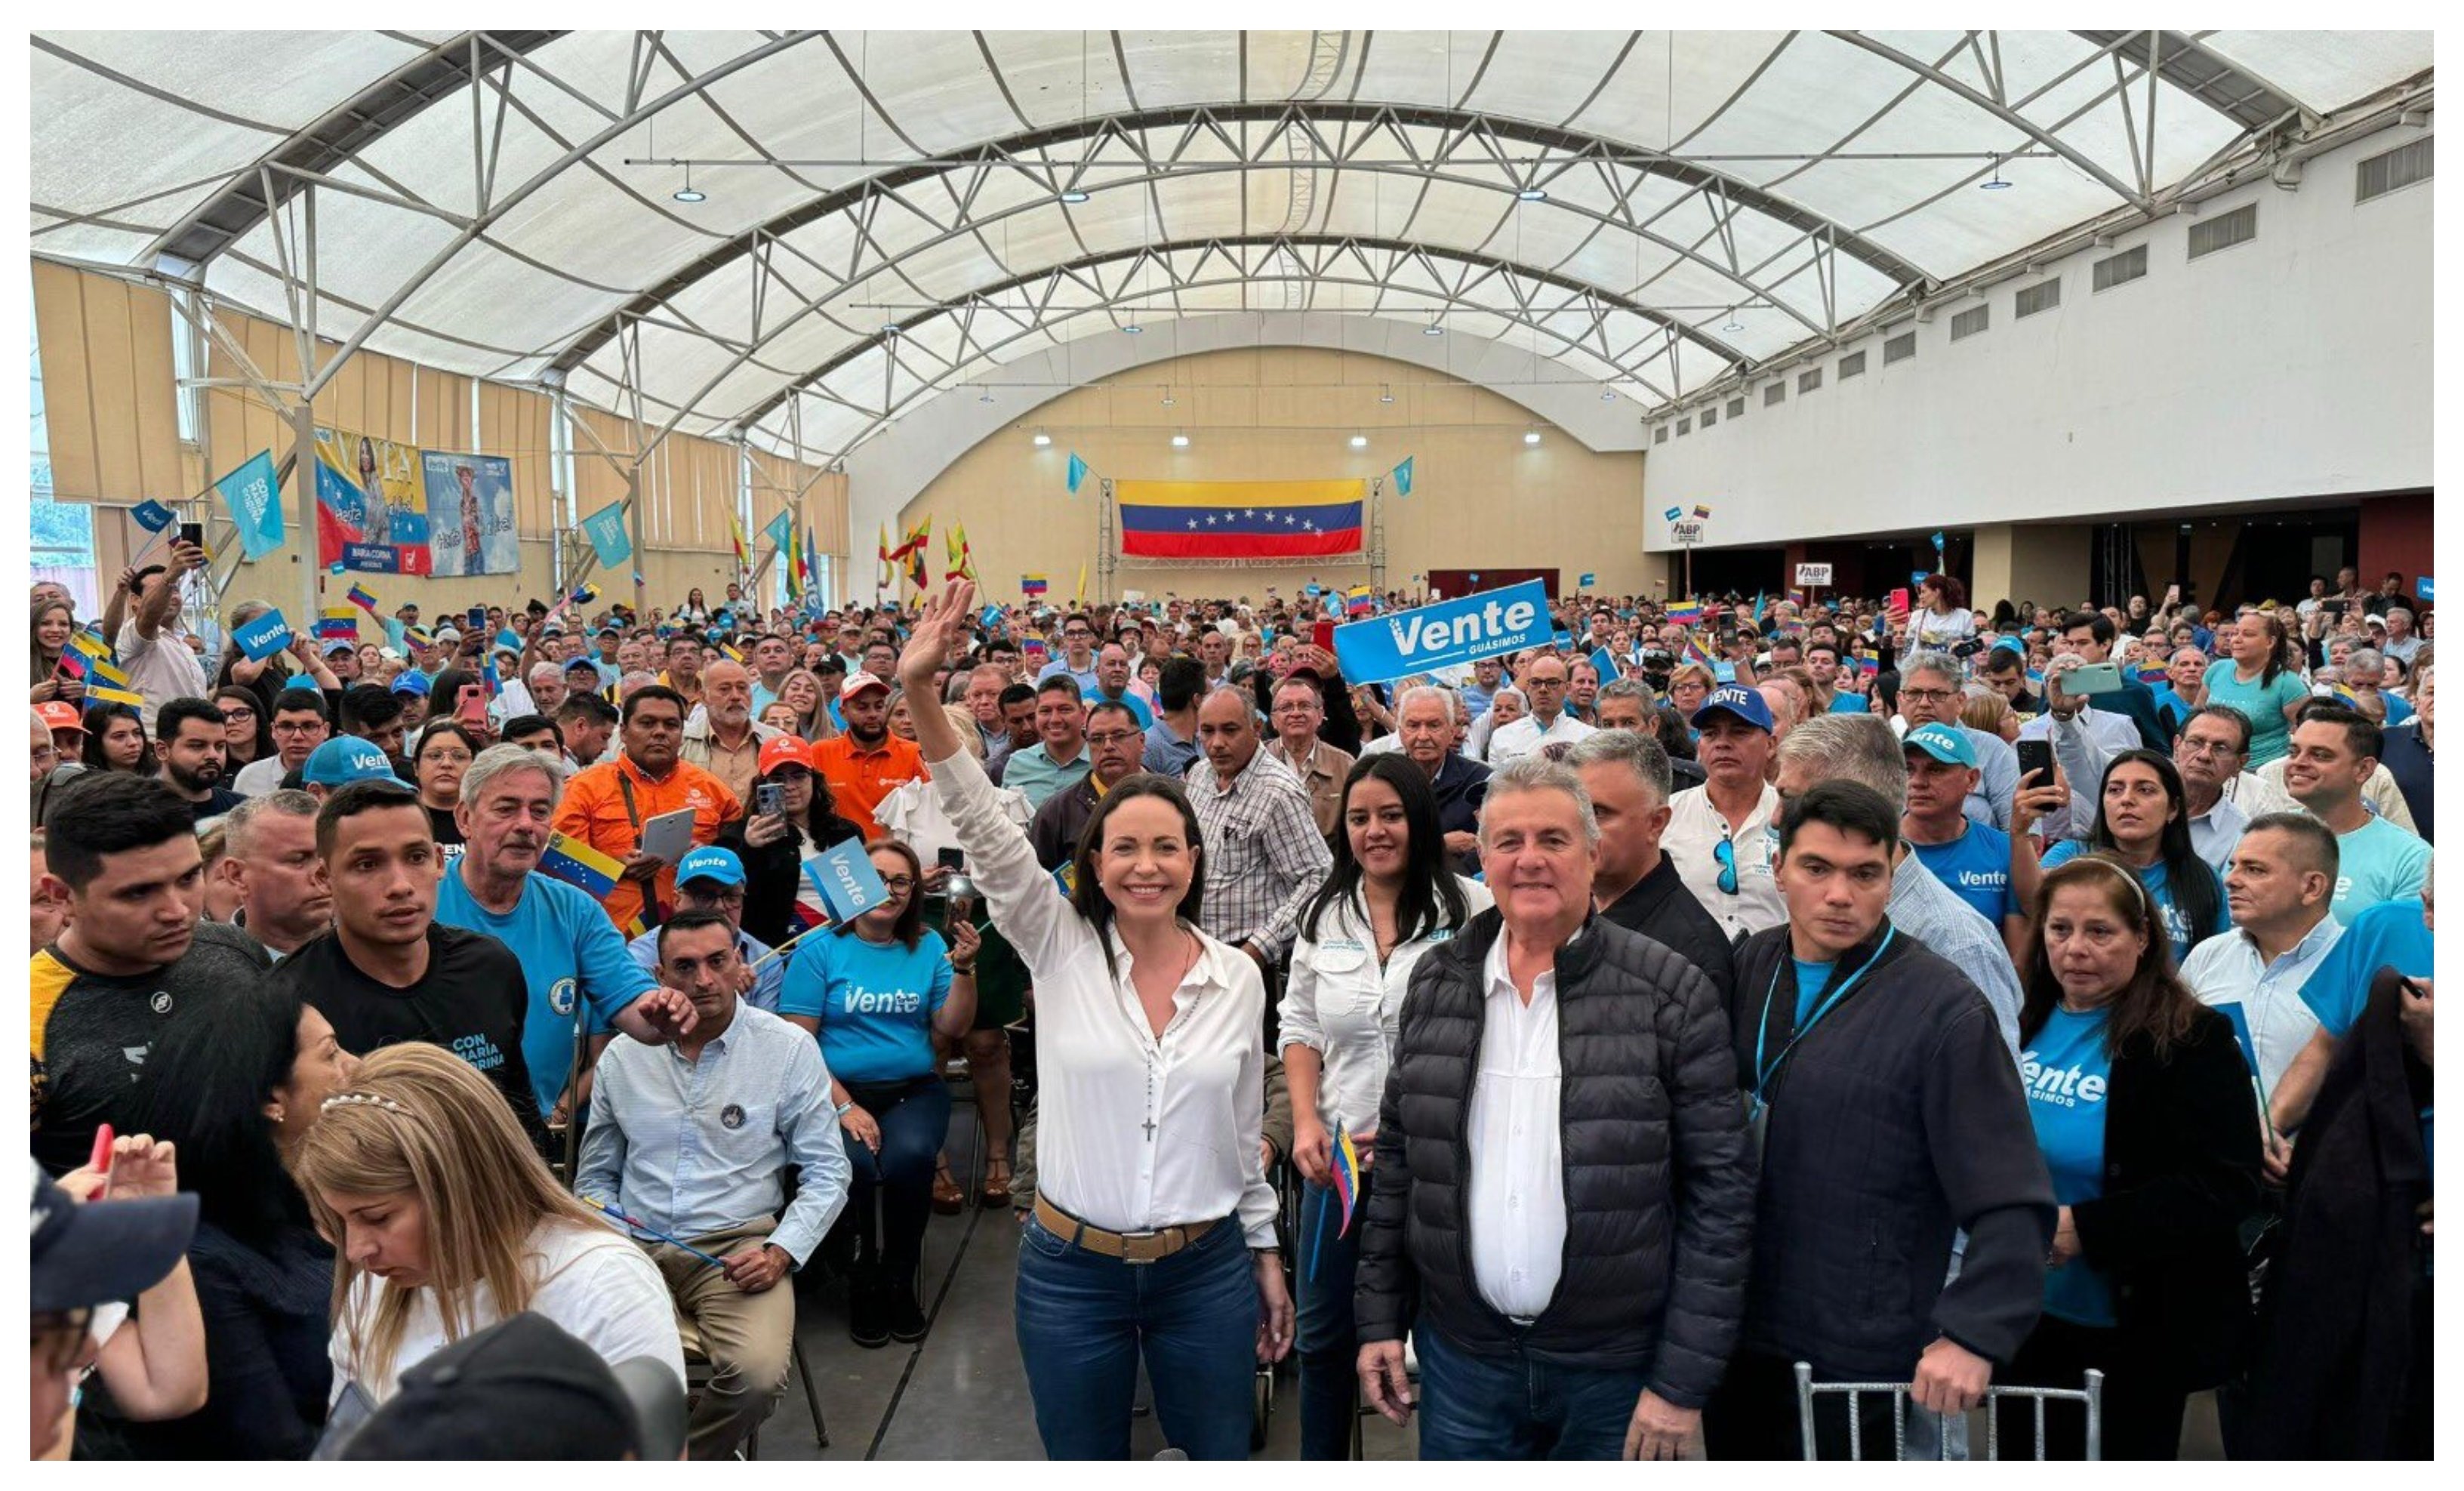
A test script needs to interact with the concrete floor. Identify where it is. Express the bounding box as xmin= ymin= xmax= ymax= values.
xmin=742 ymin=1107 xmax=2216 ymax=1462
